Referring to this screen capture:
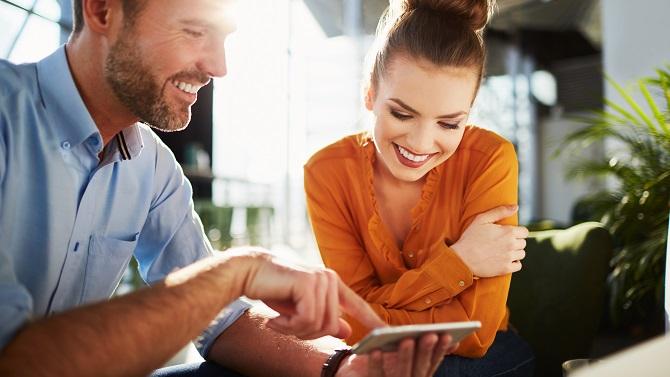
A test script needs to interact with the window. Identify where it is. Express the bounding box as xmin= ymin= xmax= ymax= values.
xmin=0 ymin=0 xmax=69 ymax=63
